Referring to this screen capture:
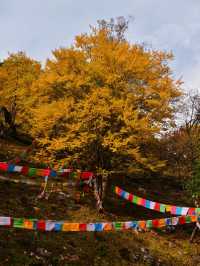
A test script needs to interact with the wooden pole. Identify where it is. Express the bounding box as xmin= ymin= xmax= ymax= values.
xmin=190 ymin=218 xmax=200 ymax=243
